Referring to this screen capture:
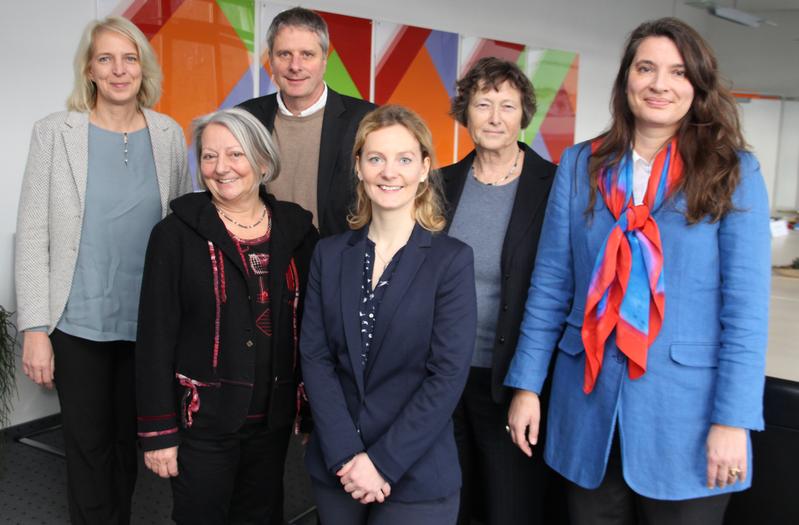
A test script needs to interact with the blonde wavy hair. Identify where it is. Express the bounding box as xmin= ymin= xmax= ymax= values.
xmin=348 ymin=105 xmax=445 ymax=232
xmin=67 ymin=16 xmax=162 ymax=112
